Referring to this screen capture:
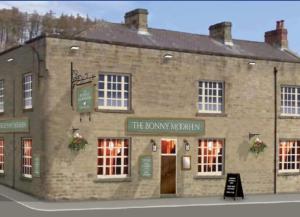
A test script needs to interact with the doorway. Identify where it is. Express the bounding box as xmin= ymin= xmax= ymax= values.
xmin=160 ymin=138 xmax=177 ymax=195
